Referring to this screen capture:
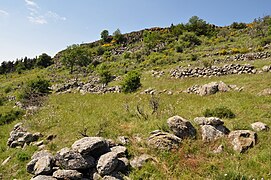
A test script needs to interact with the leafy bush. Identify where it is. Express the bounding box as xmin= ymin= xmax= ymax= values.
xmin=230 ymin=22 xmax=247 ymax=29
xmin=203 ymin=106 xmax=235 ymax=119
xmin=36 ymin=53 xmax=53 ymax=68
xmin=0 ymin=95 xmax=6 ymax=106
xmin=260 ymin=36 xmax=271 ymax=46
xmin=179 ymin=32 xmax=201 ymax=47
xmin=99 ymin=69 xmax=112 ymax=85
xmin=121 ymin=71 xmax=141 ymax=93
xmin=0 ymin=110 xmax=24 ymax=125
xmin=17 ymin=152 xmax=30 ymax=162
